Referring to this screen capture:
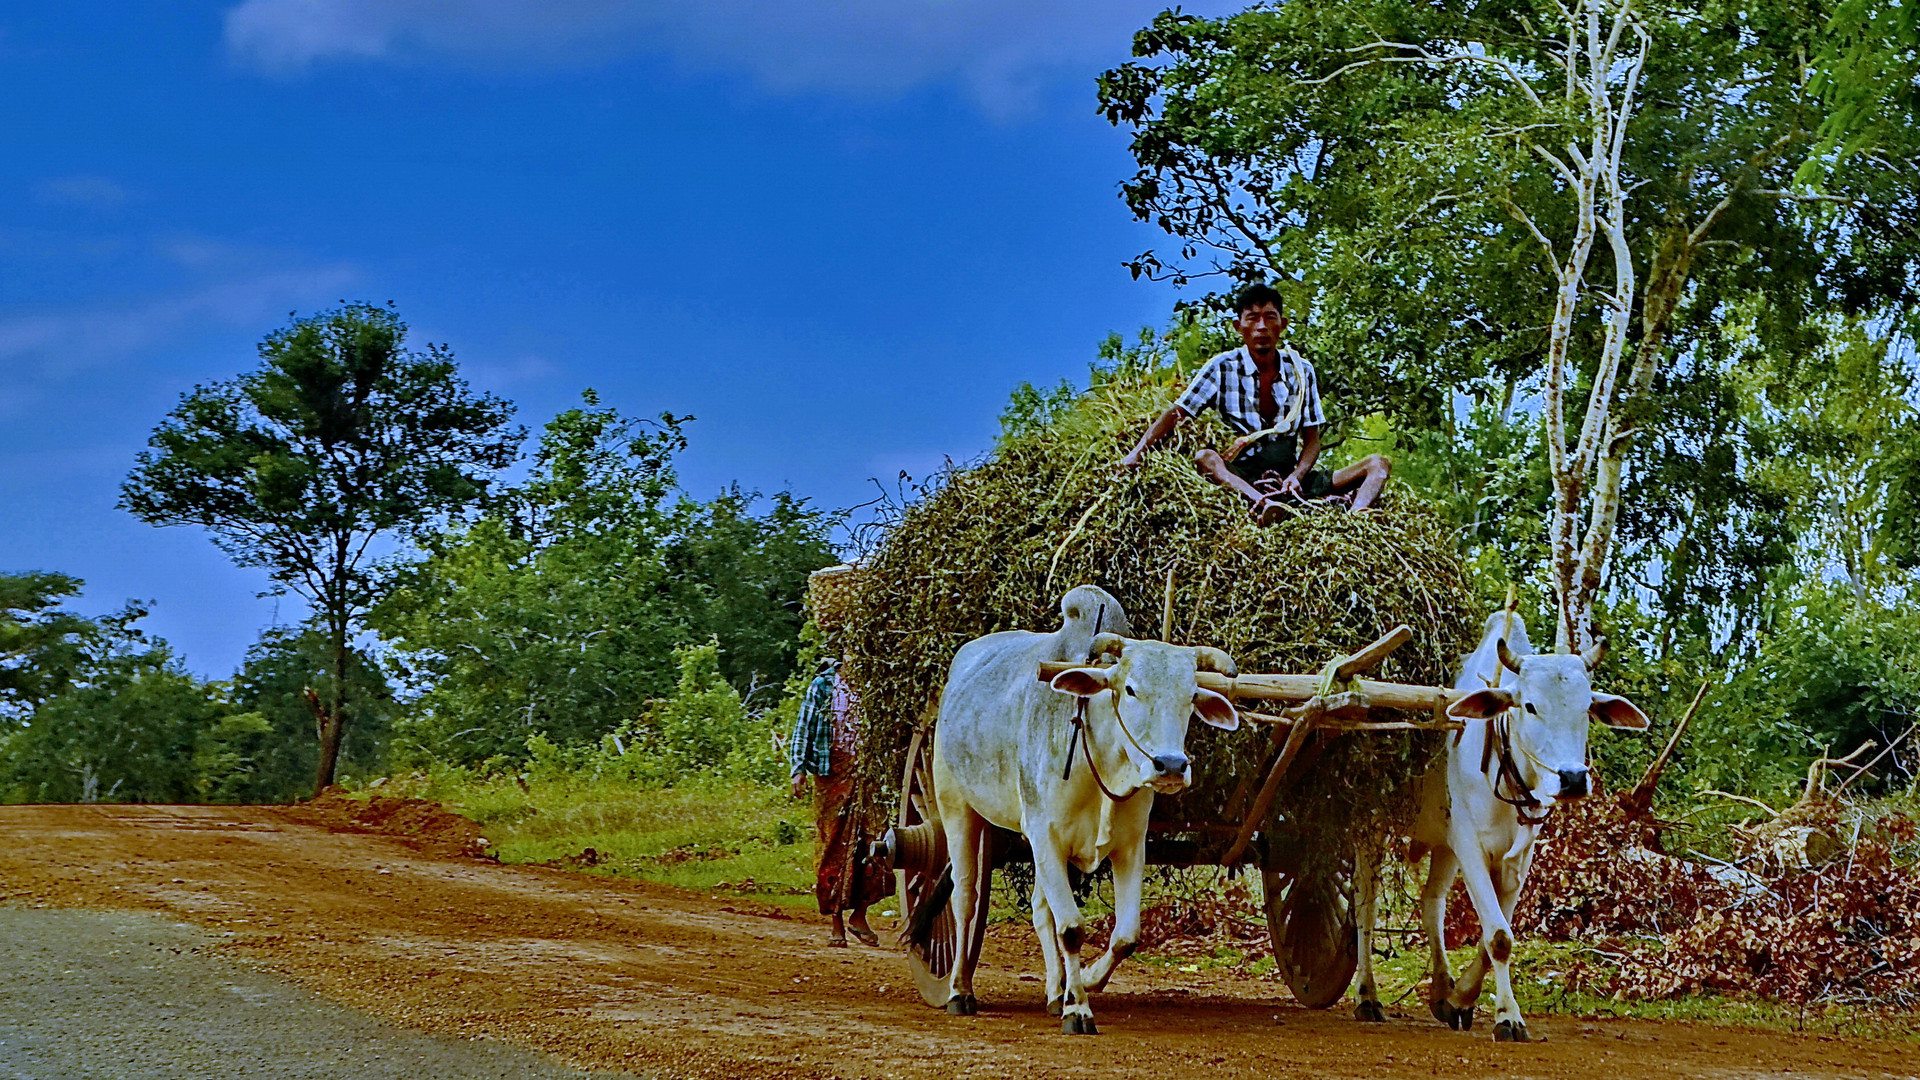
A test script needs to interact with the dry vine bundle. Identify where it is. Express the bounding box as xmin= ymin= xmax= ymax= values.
xmin=829 ymin=371 xmax=1479 ymax=864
